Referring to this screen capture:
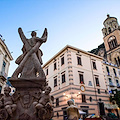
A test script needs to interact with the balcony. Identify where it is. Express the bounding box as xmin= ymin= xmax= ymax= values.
xmin=109 ymin=82 xmax=115 ymax=87
xmin=117 ymin=83 xmax=120 ymax=88
xmin=0 ymin=71 xmax=7 ymax=80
